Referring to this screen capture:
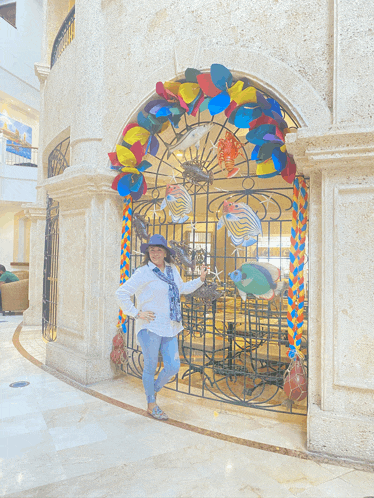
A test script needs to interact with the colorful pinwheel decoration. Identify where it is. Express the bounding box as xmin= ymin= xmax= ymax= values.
xmin=109 ymin=63 xmax=297 ymax=193
xmin=108 ymin=124 xmax=154 ymax=200
xmin=247 ymin=99 xmax=297 ymax=183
